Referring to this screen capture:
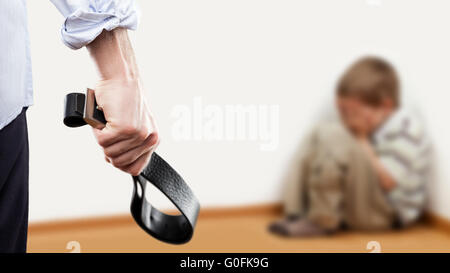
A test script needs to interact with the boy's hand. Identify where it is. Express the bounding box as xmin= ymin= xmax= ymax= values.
xmin=357 ymin=137 xmax=397 ymax=192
